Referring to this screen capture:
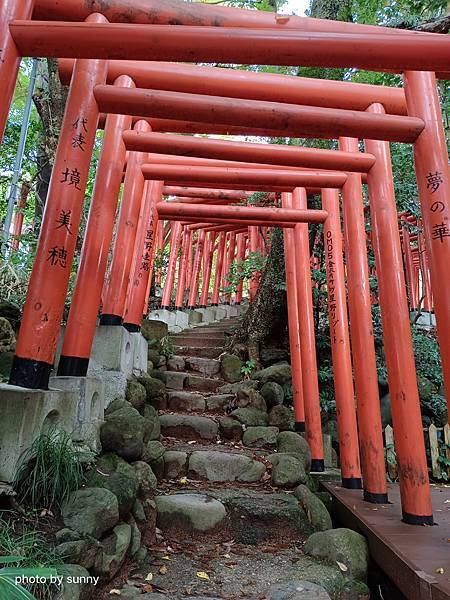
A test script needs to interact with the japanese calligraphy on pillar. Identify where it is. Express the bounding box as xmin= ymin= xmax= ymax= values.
xmin=425 ymin=170 xmax=449 ymax=245
xmin=138 ymin=215 xmax=155 ymax=281
xmin=326 ymin=230 xmax=339 ymax=344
